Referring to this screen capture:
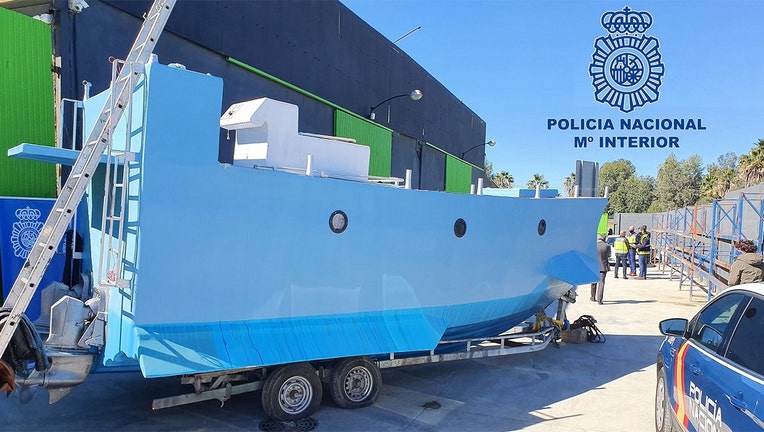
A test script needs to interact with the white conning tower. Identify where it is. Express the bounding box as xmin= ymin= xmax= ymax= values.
xmin=220 ymin=98 xmax=371 ymax=180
